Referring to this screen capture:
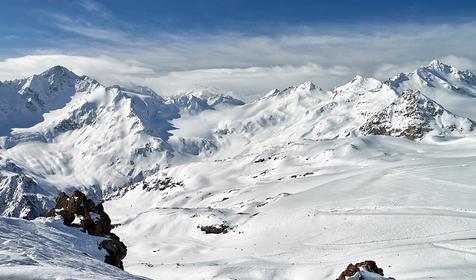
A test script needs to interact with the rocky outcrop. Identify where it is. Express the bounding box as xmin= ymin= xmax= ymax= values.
xmin=336 ymin=260 xmax=395 ymax=280
xmin=99 ymin=235 xmax=128 ymax=270
xmin=142 ymin=175 xmax=184 ymax=192
xmin=45 ymin=191 xmax=127 ymax=269
xmin=360 ymin=90 xmax=476 ymax=140
xmin=199 ymin=223 xmax=229 ymax=234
